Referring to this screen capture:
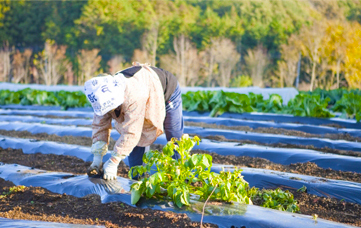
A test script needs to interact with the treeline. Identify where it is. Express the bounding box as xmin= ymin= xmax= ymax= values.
xmin=0 ymin=0 xmax=360 ymax=89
